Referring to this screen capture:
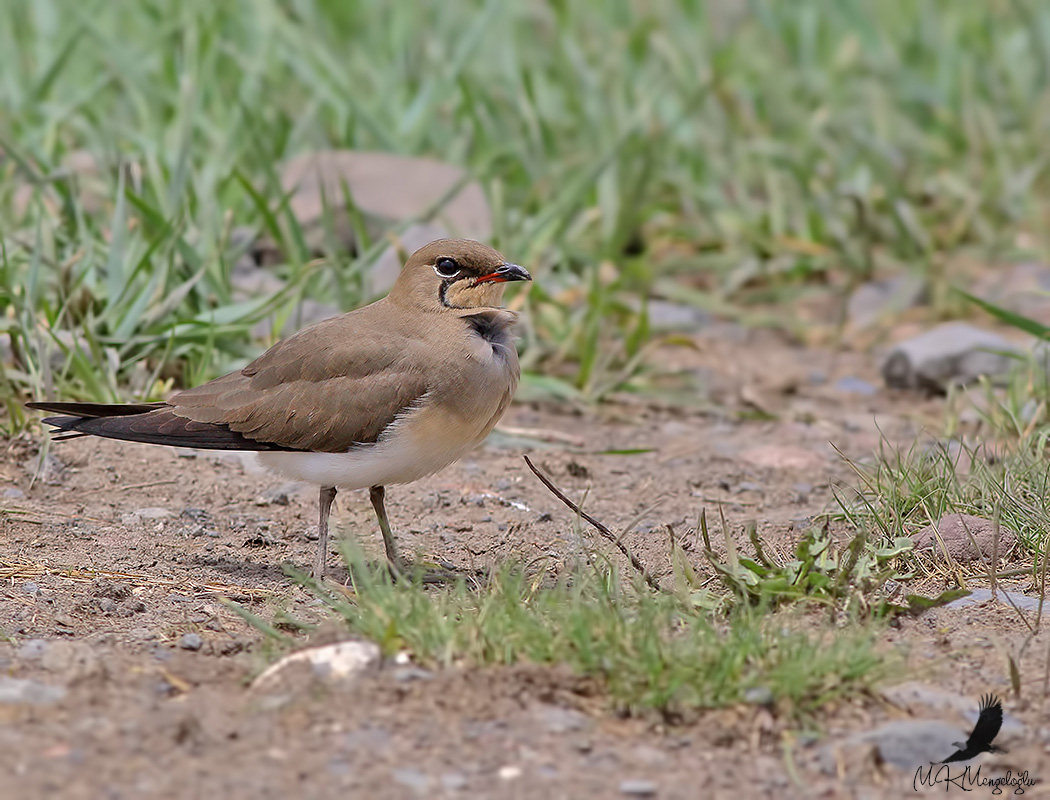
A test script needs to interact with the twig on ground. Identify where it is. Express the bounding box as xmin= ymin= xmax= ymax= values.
xmin=523 ymin=455 xmax=666 ymax=593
